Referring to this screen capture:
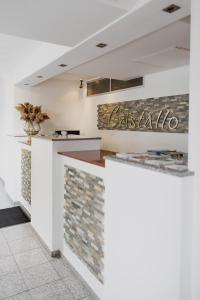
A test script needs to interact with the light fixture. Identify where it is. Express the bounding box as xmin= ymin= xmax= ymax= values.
xmin=79 ymin=79 xmax=83 ymax=89
xmin=59 ymin=64 xmax=68 ymax=67
xmin=96 ymin=43 xmax=108 ymax=48
xmin=24 ymin=83 xmax=29 ymax=86
xmin=36 ymin=75 xmax=43 ymax=78
xmin=175 ymin=46 xmax=190 ymax=52
xmin=163 ymin=4 xmax=181 ymax=13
